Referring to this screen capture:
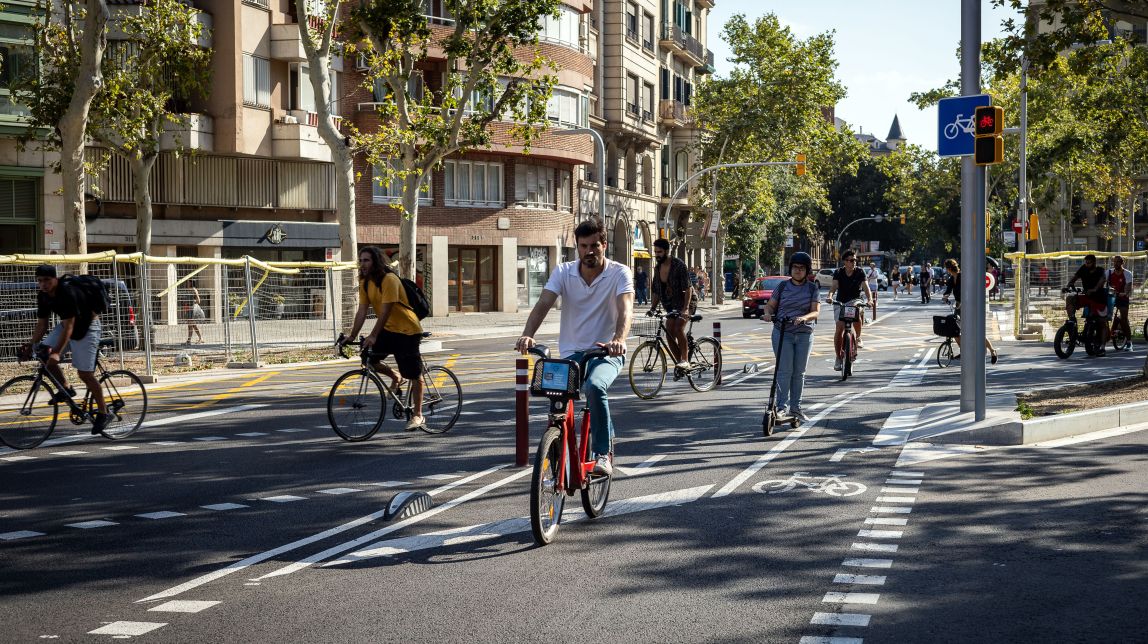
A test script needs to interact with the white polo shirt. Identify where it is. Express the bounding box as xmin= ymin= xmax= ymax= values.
xmin=544 ymin=258 xmax=634 ymax=356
